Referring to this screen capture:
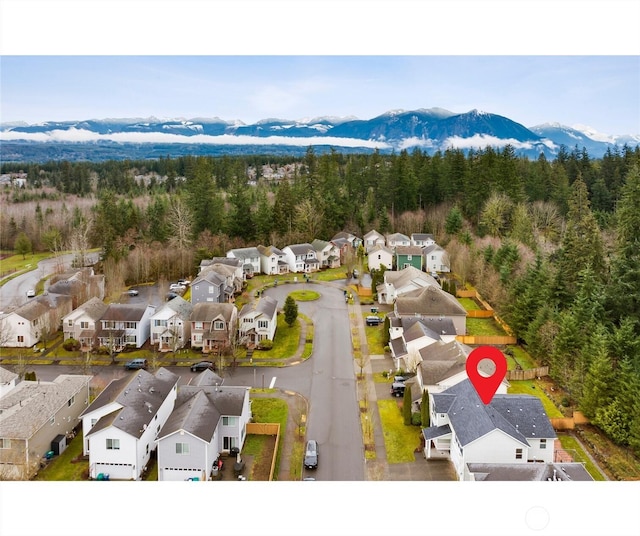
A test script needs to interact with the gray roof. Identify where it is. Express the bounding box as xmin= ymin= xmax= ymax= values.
xmin=11 ymin=293 xmax=73 ymax=322
xmin=286 ymin=243 xmax=315 ymax=255
xmin=239 ymin=295 xmax=278 ymax=319
xmin=390 ymin=337 xmax=407 ymax=357
xmin=83 ymin=368 xmax=179 ymax=439
xmin=190 ymin=369 xmax=224 ymax=387
xmin=430 ymin=380 xmax=556 ymax=448
xmin=73 ymin=297 xmax=109 ymax=321
xmin=201 ymin=257 xmax=242 ymax=269
xmin=193 ymin=270 xmax=226 ymax=287
xmin=386 ymin=232 xmax=410 ymax=242
xmin=424 ymin=244 xmax=445 ymax=255
xmin=158 ymin=385 xmax=248 ymax=442
xmin=228 ymin=247 xmax=261 ymax=260
xmin=0 ymin=365 xmax=18 ymax=386
xmin=100 ymin=303 xmax=152 ymax=322
xmin=466 ymin=462 xmax=593 ymax=481
xmin=395 ymin=245 xmax=424 ymax=256
xmin=311 ymin=239 xmax=331 ymax=251
xmin=384 ymin=266 xmax=435 ymax=288
xmin=403 ymin=321 xmax=442 ymax=344
xmin=395 ymin=285 xmax=467 ymax=316
xmin=0 ymin=374 xmax=92 ymax=438
xmin=257 ymin=244 xmax=284 ymax=257
xmin=155 ymin=296 xmax=193 ymax=317
xmin=191 ymin=302 xmax=236 ymax=322
xmin=423 ymin=424 xmax=451 ymax=441
xmin=411 ymin=233 xmax=434 ymax=241
xmin=418 ymin=340 xmax=469 ymax=385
